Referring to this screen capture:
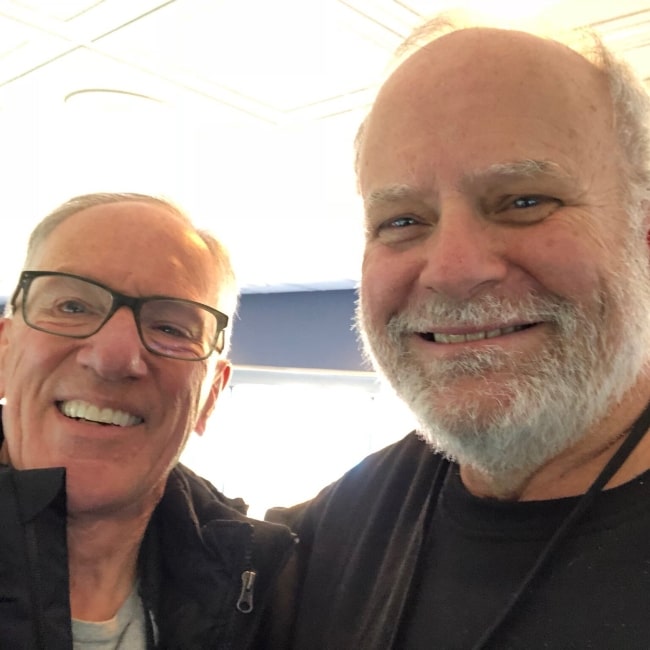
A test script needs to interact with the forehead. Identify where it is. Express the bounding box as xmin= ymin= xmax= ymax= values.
xmin=358 ymin=28 xmax=617 ymax=196
xmin=28 ymin=201 xmax=218 ymax=302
